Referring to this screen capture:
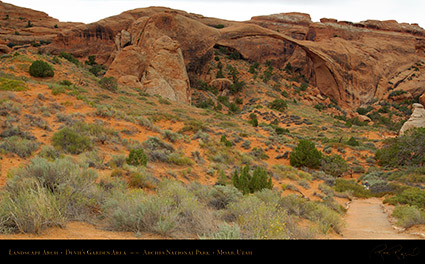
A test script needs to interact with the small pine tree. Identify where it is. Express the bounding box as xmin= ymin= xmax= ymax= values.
xmin=347 ymin=136 xmax=360 ymax=146
xmin=232 ymin=165 xmax=251 ymax=195
xmin=232 ymin=165 xmax=273 ymax=195
xmin=290 ymin=139 xmax=323 ymax=169
xmin=29 ymin=60 xmax=54 ymax=78
xmin=52 ymin=127 xmax=92 ymax=154
xmin=268 ymin=99 xmax=288 ymax=112
xmin=220 ymin=135 xmax=233 ymax=147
